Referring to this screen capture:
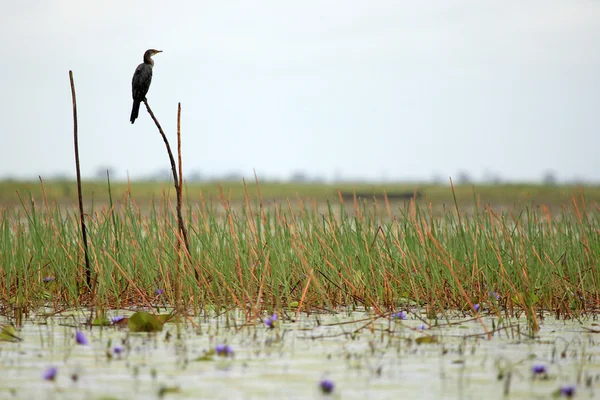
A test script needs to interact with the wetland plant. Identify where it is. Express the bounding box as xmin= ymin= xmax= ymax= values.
xmin=489 ymin=292 xmax=500 ymax=300
xmin=392 ymin=311 xmax=407 ymax=320
xmin=265 ymin=314 xmax=278 ymax=329
xmin=531 ymin=363 xmax=548 ymax=379
xmin=215 ymin=344 xmax=233 ymax=357
xmin=319 ymin=379 xmax=335 ymax=395
xmin=559 ymin=385 xmax=576 ymax=397
xmin=75 ymin=331 xmax=88 ymax=345
xmin=42 ymin=366 xmax=58 ymax=381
